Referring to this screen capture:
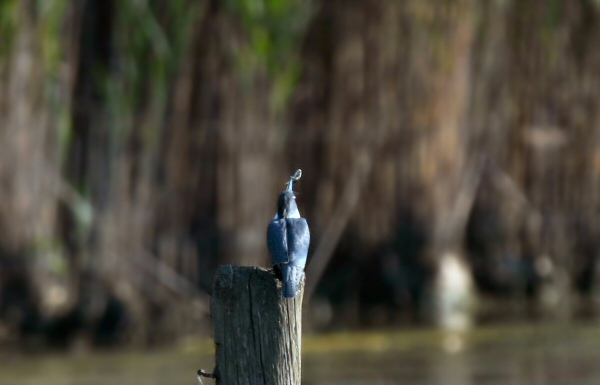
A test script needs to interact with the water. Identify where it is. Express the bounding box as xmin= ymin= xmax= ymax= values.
xmin=2 ymin=324 xmax=600 ymax=385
